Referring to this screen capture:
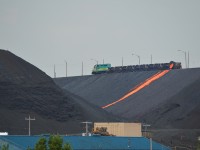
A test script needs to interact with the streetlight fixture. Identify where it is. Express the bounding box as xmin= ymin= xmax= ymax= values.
xmin=132 ymin=53 xmax=140 ymax=65
xmin=91 ymin=59 xmax=98 ymax=64
xmin=178 ymin=50 xmax=187 ymax=68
